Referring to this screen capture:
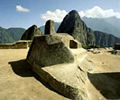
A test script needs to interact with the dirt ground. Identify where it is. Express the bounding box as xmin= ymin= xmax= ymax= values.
xmin=0 ymin=48 xmax=120 ymax=100
xmin=0 ymin=49 xmax=69 ymax=100
xmin=87 ymin=49 xmax=120 ymax=100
